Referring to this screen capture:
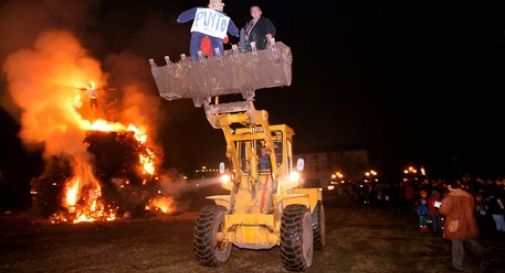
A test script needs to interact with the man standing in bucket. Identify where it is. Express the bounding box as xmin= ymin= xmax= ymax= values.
xmin=440 ymin=181 xmax=488 ymax=272
xmin=240 ymin=5 xmax=276 ymax=52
